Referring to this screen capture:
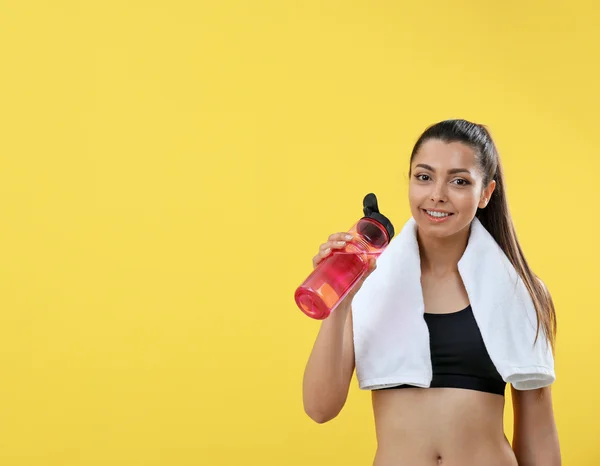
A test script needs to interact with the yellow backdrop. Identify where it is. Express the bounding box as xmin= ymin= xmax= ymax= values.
xmin=1 ymin=1 xmax=597 ymax=465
